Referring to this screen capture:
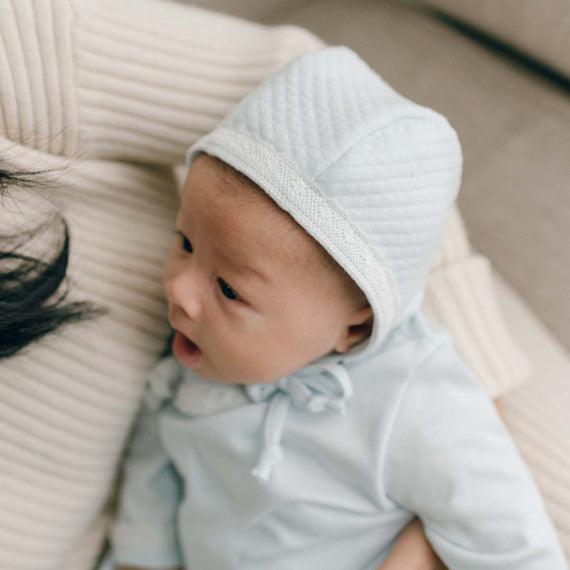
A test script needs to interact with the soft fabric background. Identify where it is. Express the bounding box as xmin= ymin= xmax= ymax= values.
xmin=0 ymin=0 xmax=568 ymax=568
